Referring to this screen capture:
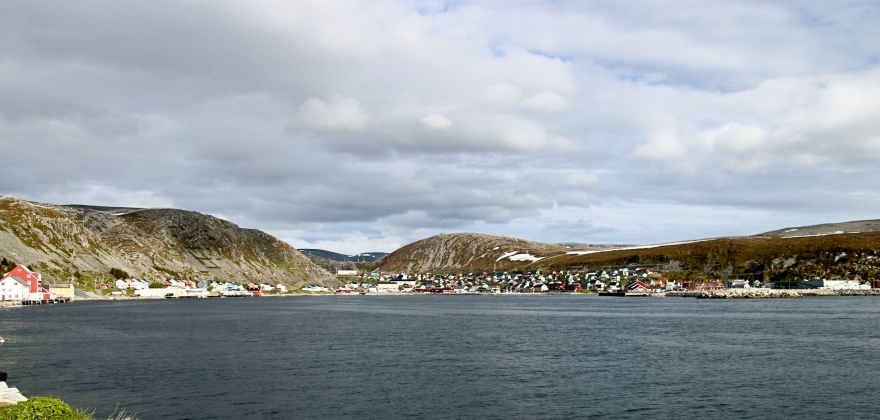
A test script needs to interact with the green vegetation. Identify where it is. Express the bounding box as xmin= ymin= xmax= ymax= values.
xmin=148 ymin=282 xmax=164 ymax=289
xmin=0 ymin=397 xmax=93 ymax=420
xmin=109 ymin=268 xmax=131 ymax=280
xmin=0 ymin=258 xmax=16 ymax=273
